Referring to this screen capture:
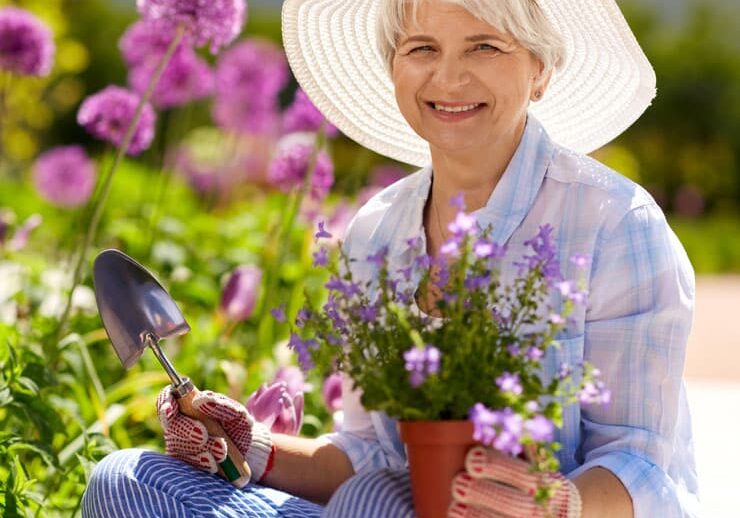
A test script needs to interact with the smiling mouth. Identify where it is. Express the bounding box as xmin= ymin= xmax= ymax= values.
xmin=426 ymin=102 xmax=487 ymax=113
